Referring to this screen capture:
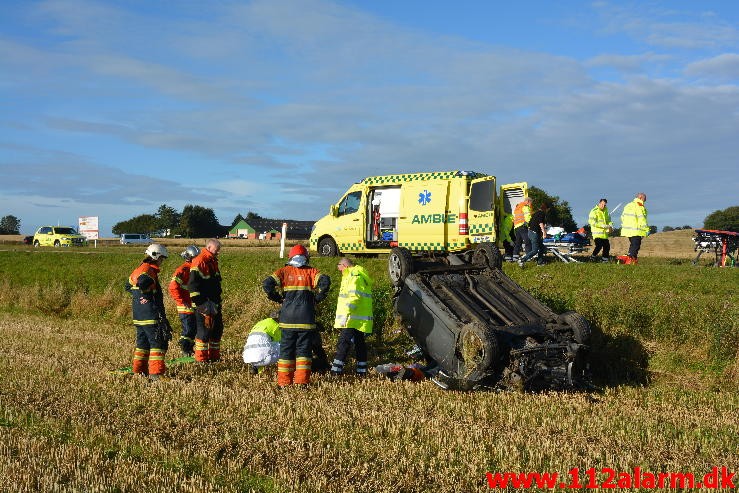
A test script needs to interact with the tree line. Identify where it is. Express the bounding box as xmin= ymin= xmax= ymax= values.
xmin=112 ymin=204 xmax=226 ymax=238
